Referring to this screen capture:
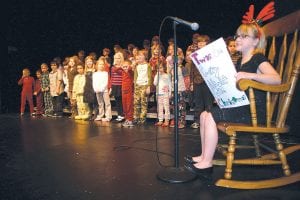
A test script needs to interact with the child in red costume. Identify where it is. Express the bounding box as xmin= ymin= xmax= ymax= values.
xmin=112 ymin=60 xmax=134 ymax=127
xmin=18 ymin=68 xmax=35 ymax=116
